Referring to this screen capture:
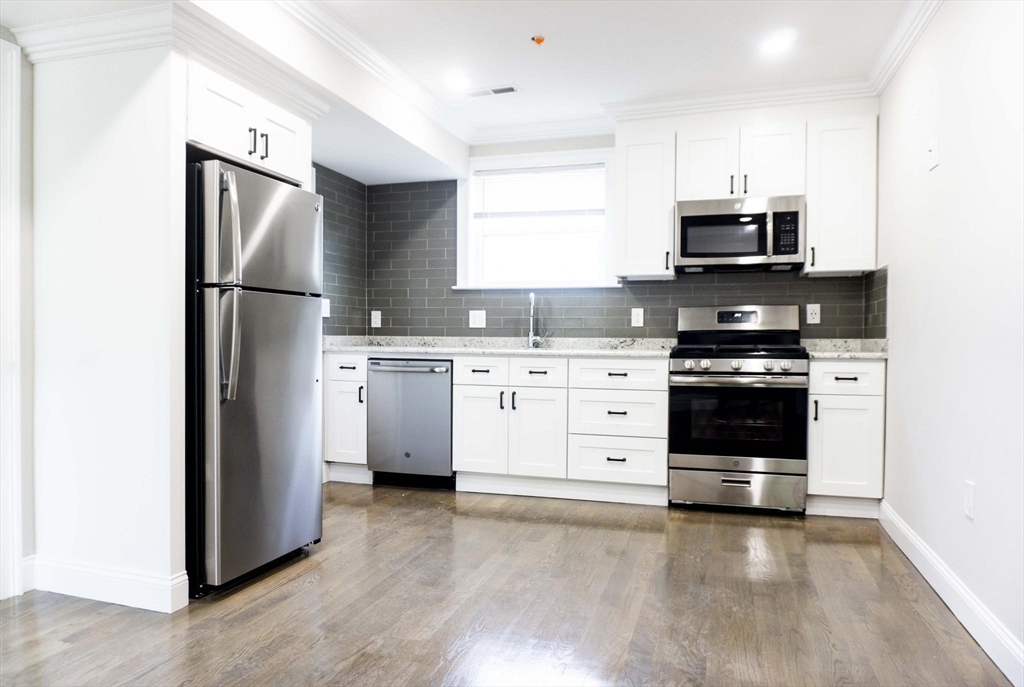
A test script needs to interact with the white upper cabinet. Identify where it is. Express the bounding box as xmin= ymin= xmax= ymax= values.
xmin=614 ymin=130 xmax=677 ymax=280
xmin=739 ymin=122 xmax=807 ymax=197
xmin=187 ymin=62 xmax=312 ymax=187
xmin=804 ymin=115 xmax=878 ymax=275
xmin=676 ymin=126 xmax=740 ymax=201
